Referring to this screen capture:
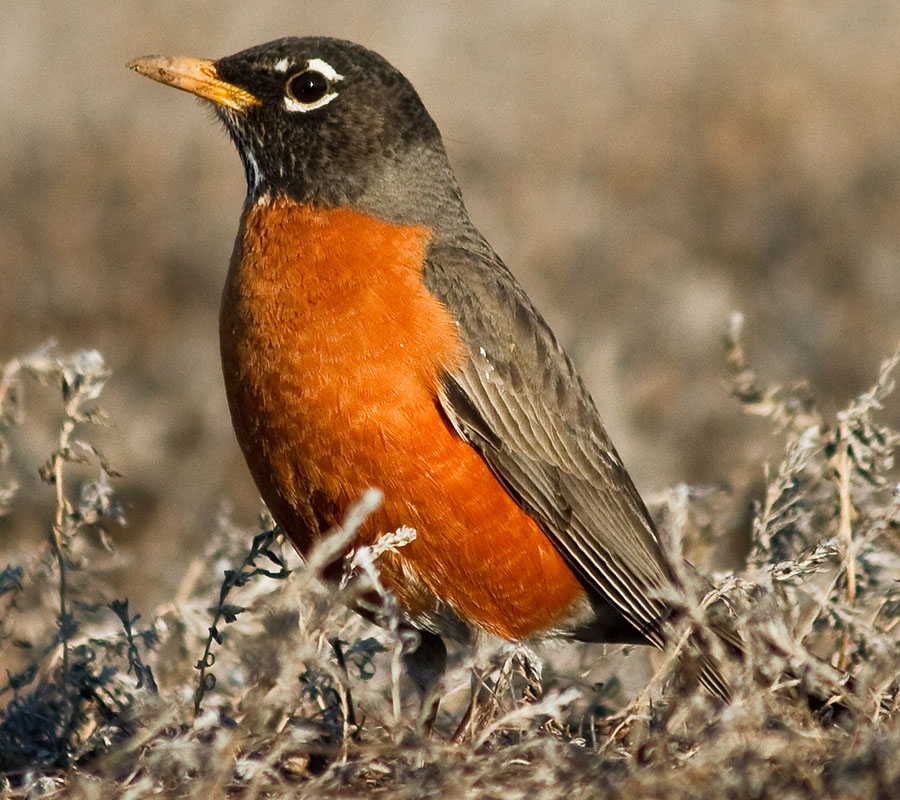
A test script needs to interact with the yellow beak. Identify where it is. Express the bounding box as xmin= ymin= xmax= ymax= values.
xmin=126 ymin=55 xmax=259 ymax=112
